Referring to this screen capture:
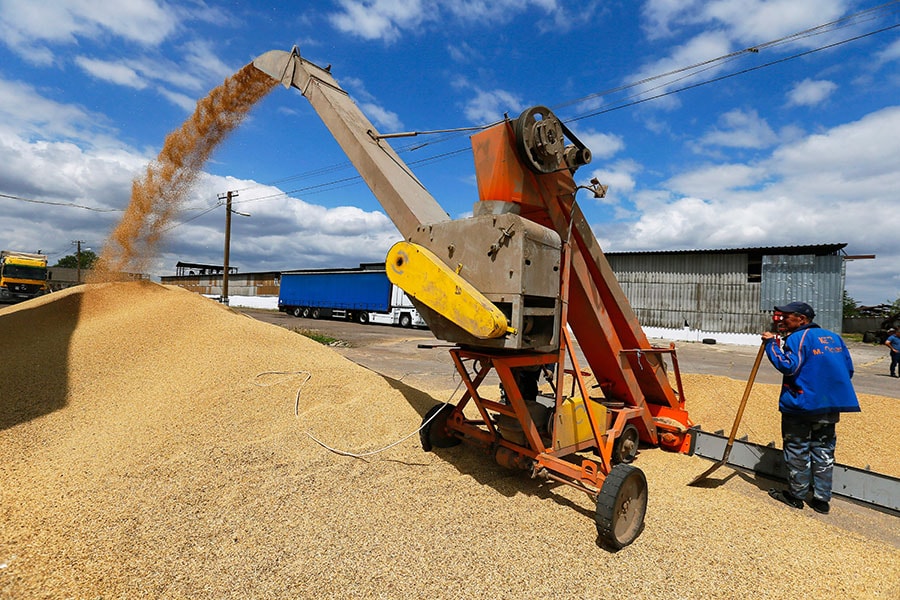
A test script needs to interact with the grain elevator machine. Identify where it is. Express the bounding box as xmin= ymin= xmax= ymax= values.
xmin=252 ymin=47 xmax=693 ymax=548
